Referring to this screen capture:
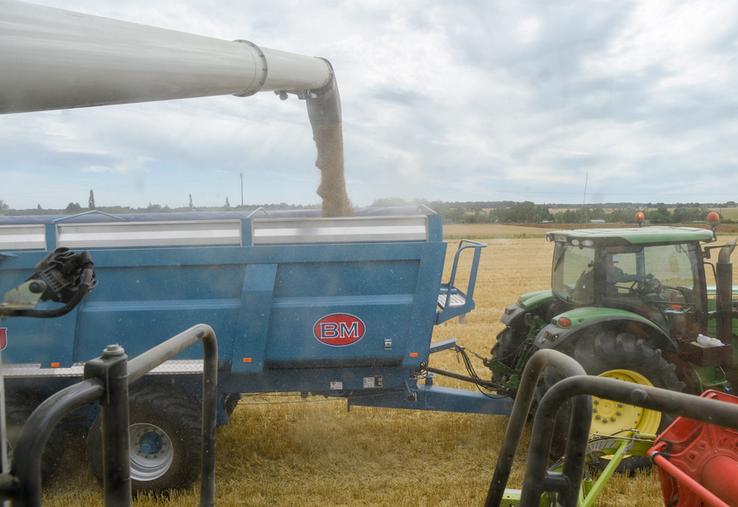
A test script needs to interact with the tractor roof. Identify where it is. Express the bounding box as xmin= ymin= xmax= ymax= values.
xmin=546 ymin=226 xmax=714 ymax=245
